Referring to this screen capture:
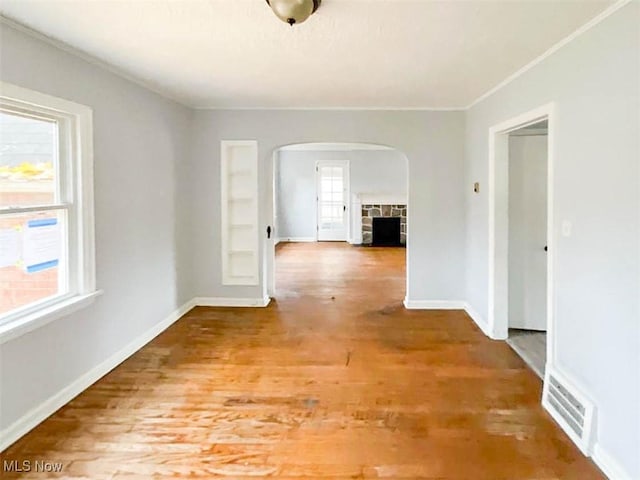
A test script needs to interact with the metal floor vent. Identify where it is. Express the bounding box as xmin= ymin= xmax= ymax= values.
xmin=542 ymin=369 xmax=596 ymax=455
